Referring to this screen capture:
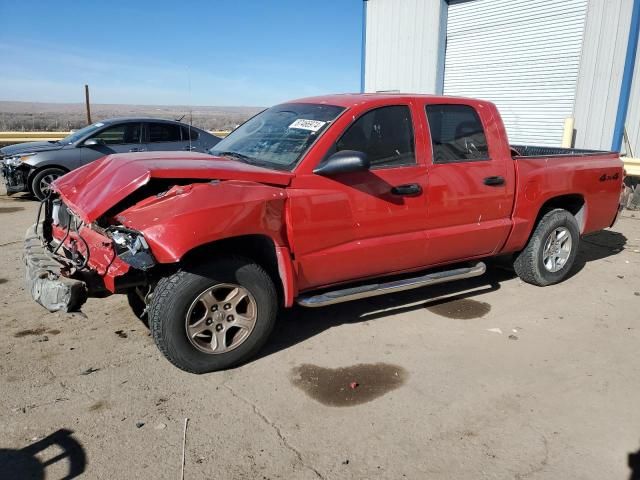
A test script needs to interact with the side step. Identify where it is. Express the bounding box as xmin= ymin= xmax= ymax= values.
xmin=296 ymin=261 xmax=486 ymax=308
